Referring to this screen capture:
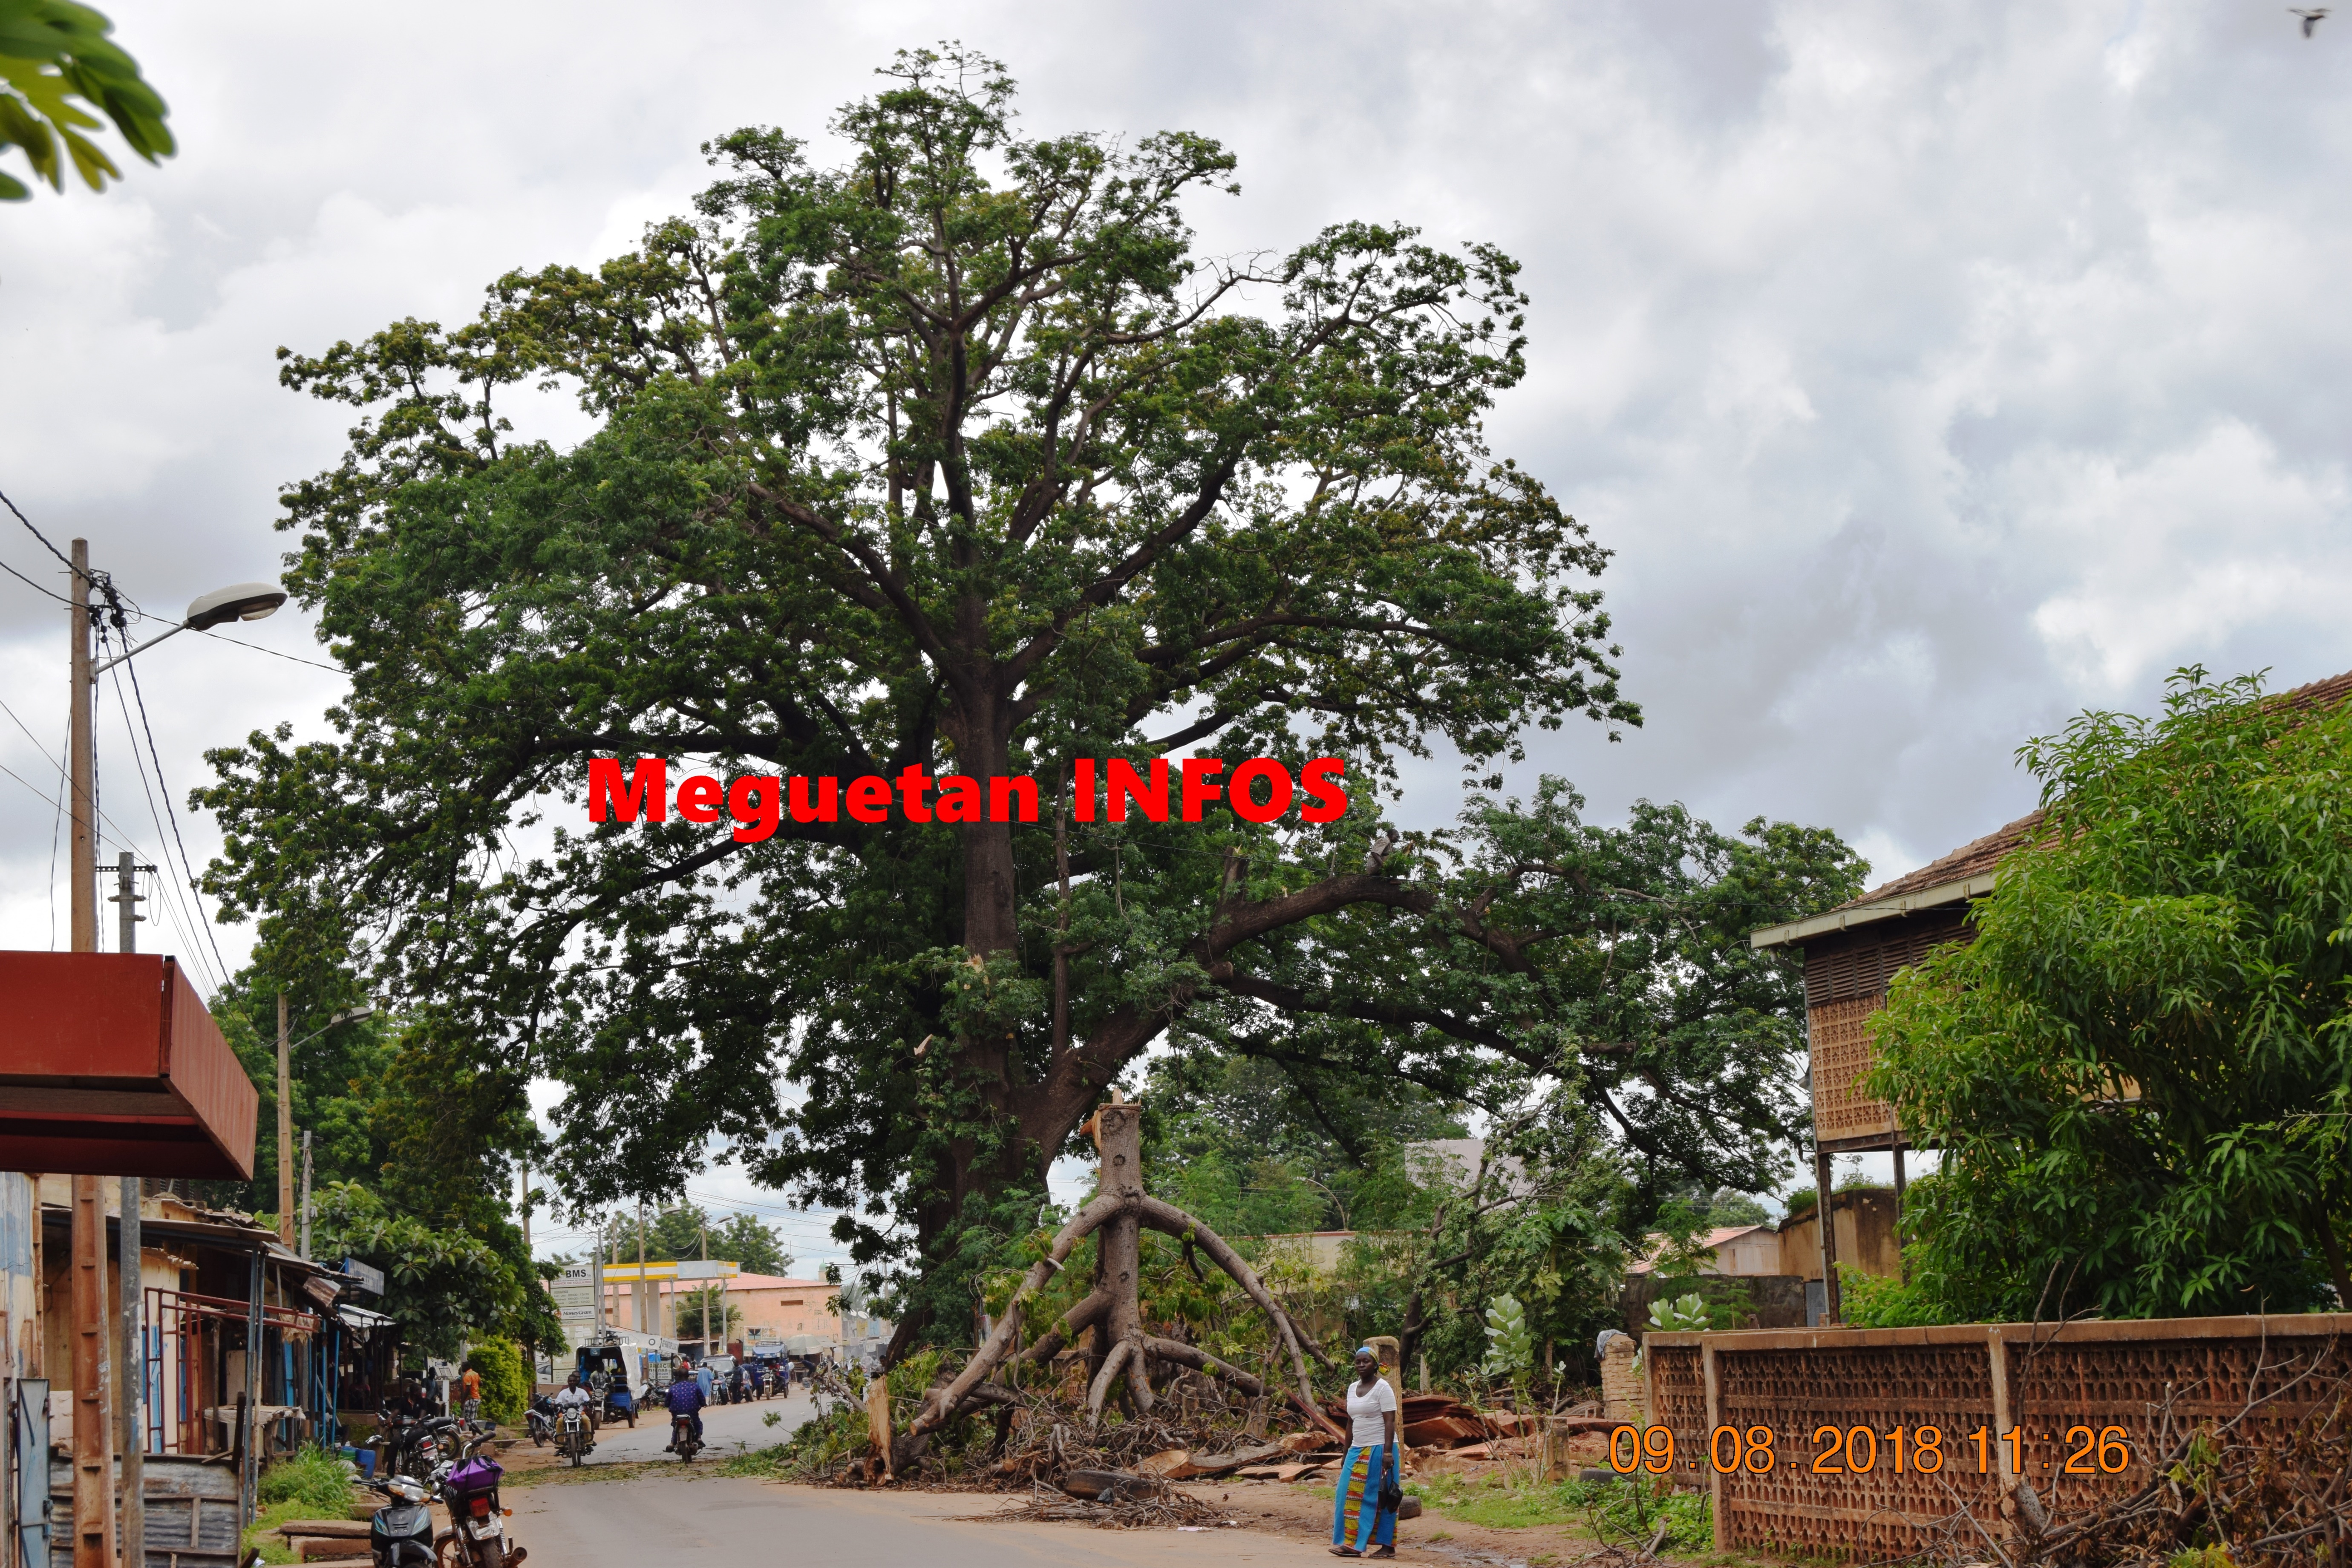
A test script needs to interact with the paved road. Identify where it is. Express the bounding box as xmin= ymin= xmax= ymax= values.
xmin=507 ymin=1474 xmax=1339 ymax=1568
xmin=547 ymin=1388 xmax=829 ymax=1465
